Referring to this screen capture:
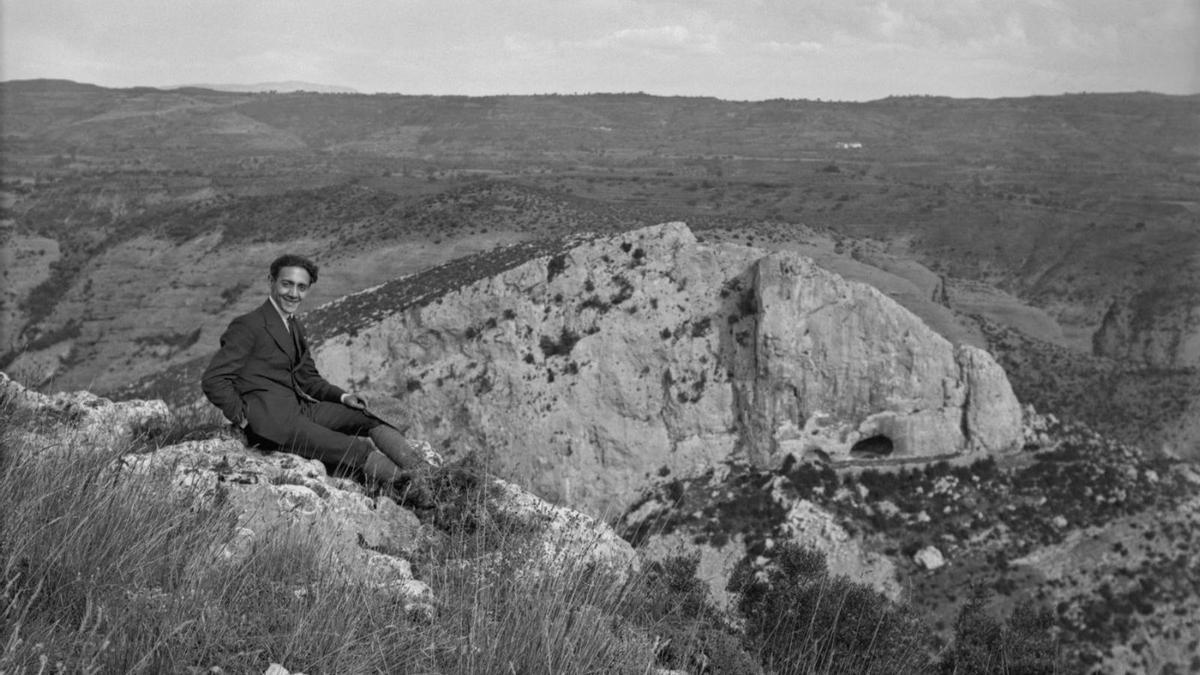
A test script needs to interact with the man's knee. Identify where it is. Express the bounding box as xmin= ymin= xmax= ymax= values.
xmin=285 ymin=423 xmax=375 ymax=470
xmin=306 ymin=401 xmax=379 ymax=436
